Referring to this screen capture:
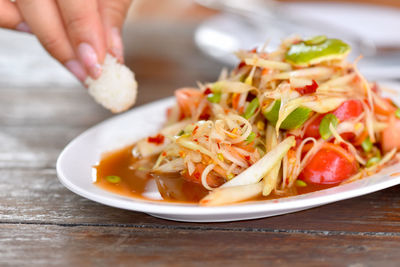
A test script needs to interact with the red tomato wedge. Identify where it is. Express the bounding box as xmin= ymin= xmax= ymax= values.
xmin=304 ymin=115 xmax=324 ymax=139
xmin=175 ymin=88 xmax=210 ymax=119
xmin=304 ymin=100 xmax=364 ymax=139
xmin=299 ymin=143 xmax=358 ymax=184
xmin=332 ymin=99 xmax=363 ymax=121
